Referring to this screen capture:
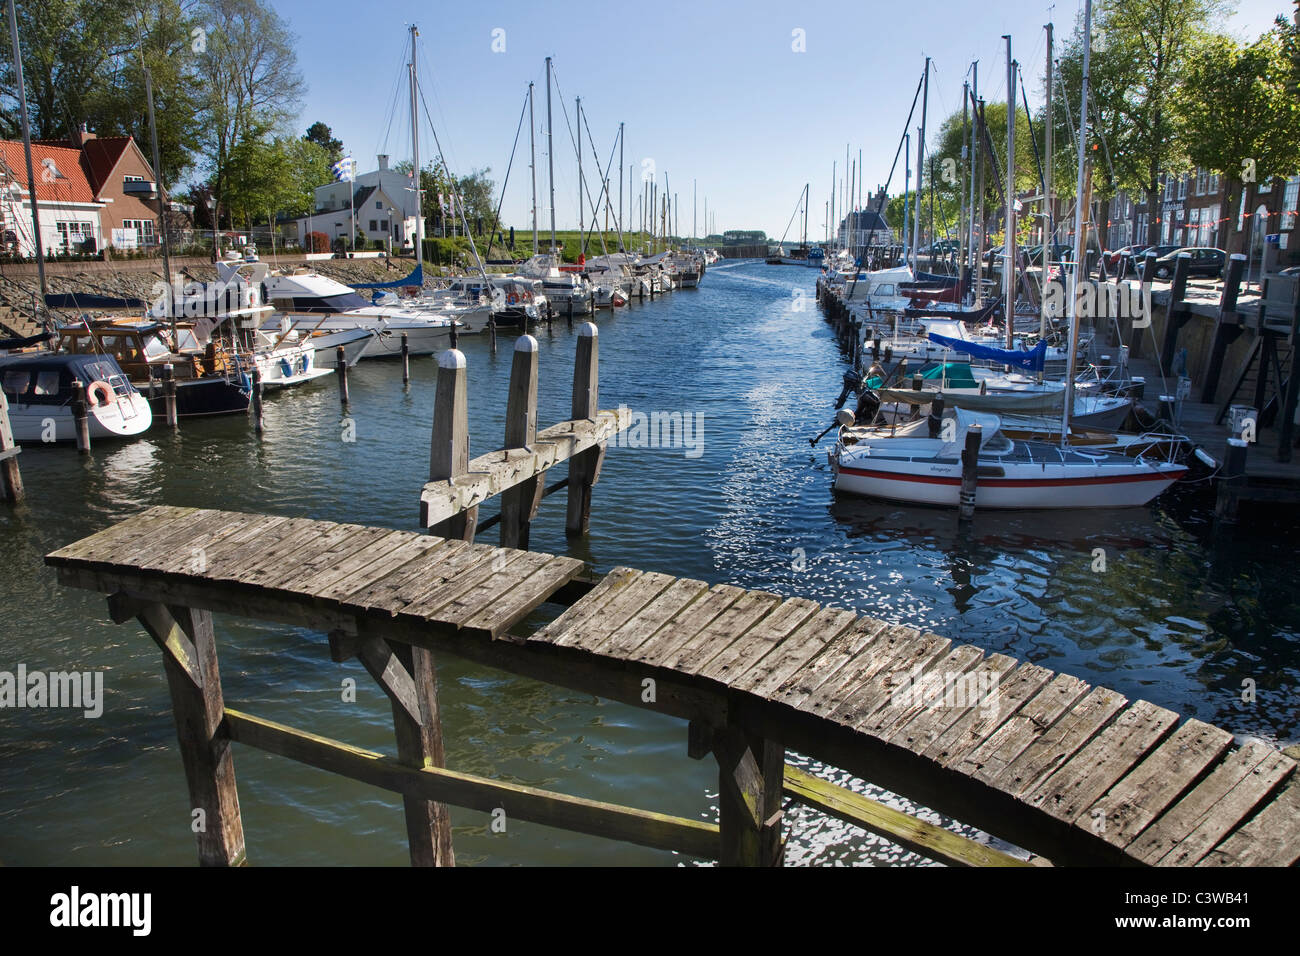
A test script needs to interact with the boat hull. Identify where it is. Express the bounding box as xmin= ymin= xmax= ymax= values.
xmin=143 ymin=377 xmax=249 ymax=418
xmin=5 ymin=395 xmax=153 ymax=442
